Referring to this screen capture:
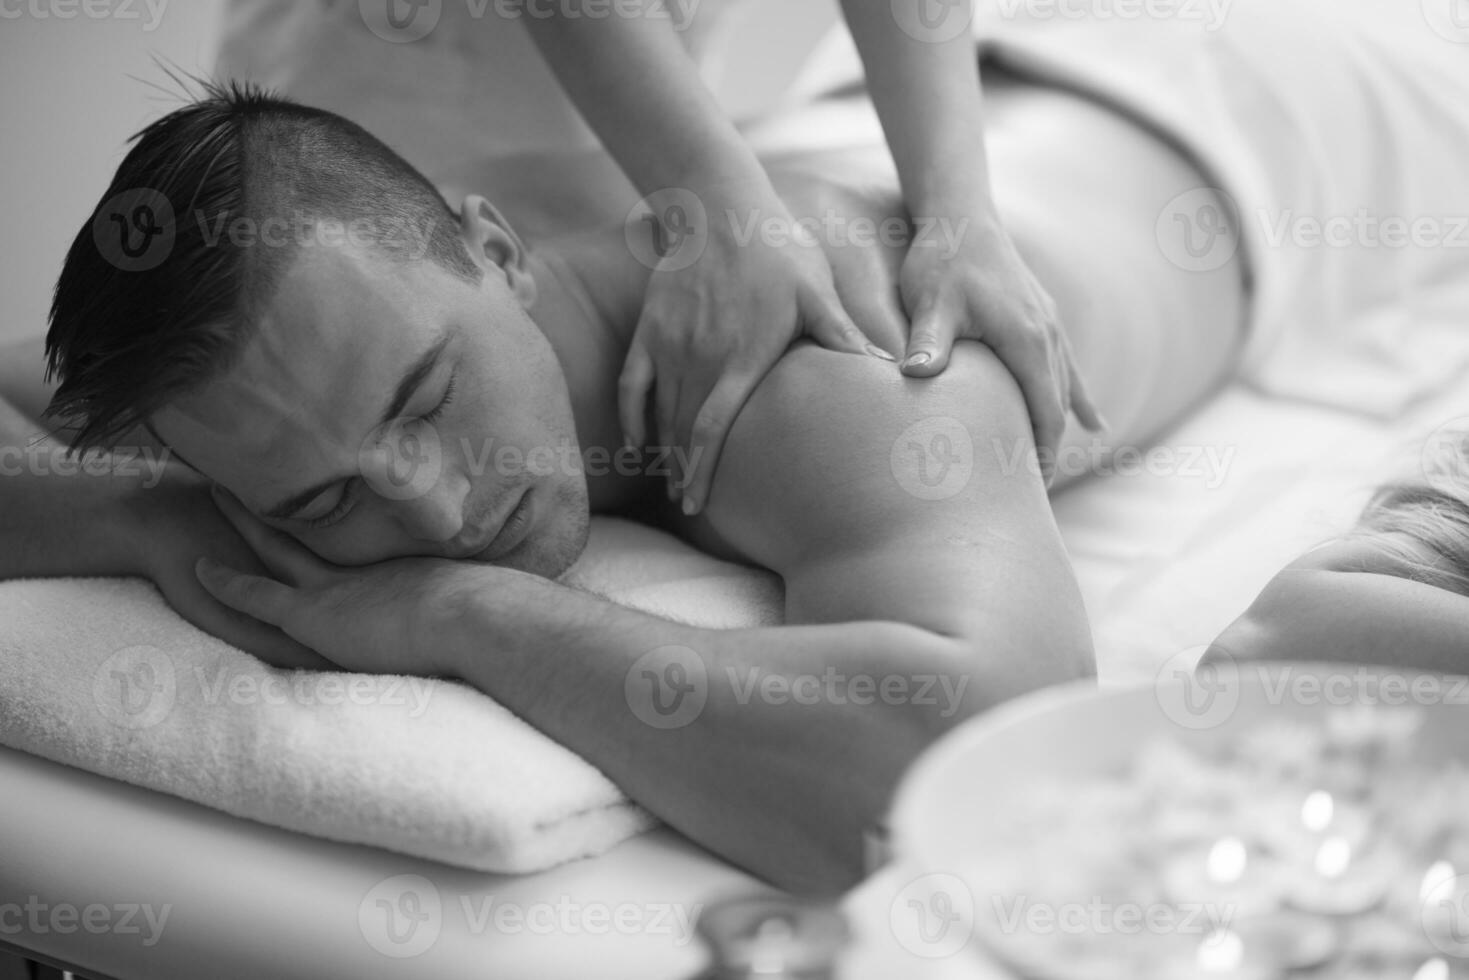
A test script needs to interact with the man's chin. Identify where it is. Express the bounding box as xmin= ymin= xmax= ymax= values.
xmin=478 ymin=499 xmax=591 ymax=581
